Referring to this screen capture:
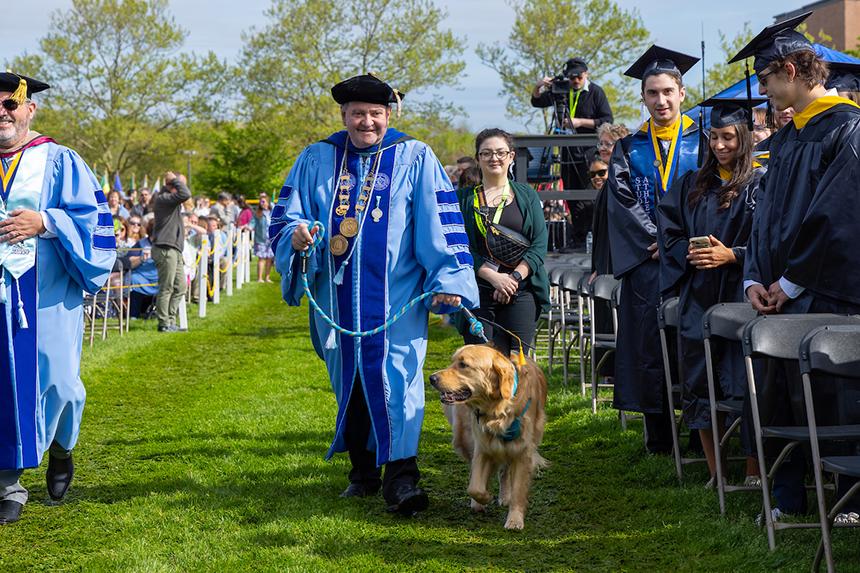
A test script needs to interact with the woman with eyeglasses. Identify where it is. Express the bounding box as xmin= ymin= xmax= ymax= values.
xmin=457 ymin=128 xmax=550 ymax=357
xmin=657 ymin=99 xmax=765 ymax=487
